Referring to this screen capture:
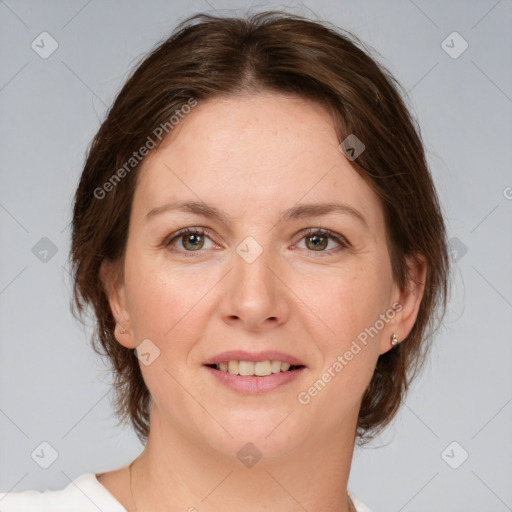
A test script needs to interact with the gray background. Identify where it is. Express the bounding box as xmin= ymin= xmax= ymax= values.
xmin=1 ymin=0 xmax=511 ymax=511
